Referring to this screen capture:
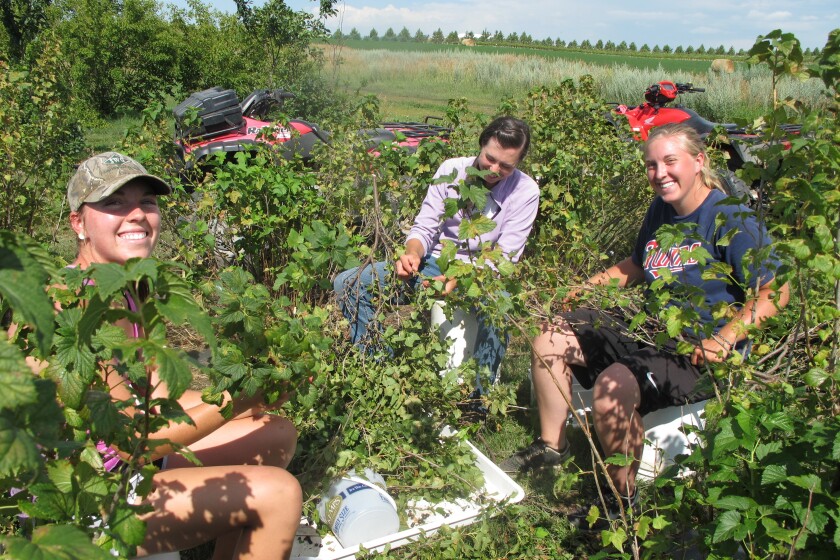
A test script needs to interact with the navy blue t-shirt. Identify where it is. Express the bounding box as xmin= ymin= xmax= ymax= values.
xmin=631 ymin=189 xmax=779 ymax=335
